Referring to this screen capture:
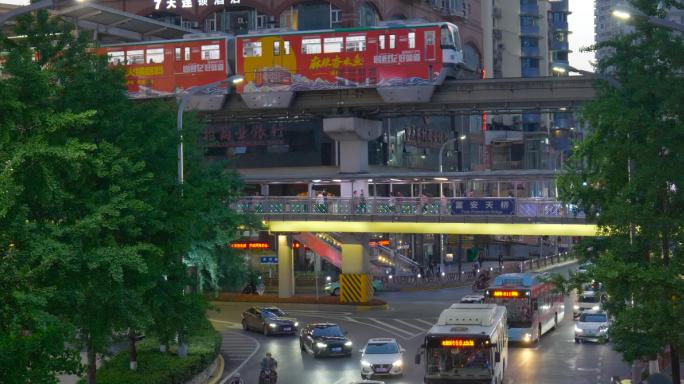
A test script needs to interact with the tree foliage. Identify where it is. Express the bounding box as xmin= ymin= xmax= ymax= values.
xmin=557 ymin=0 xmax=684 ymax=374
xmin=0 ymin=7 xmax=256 ymax=383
